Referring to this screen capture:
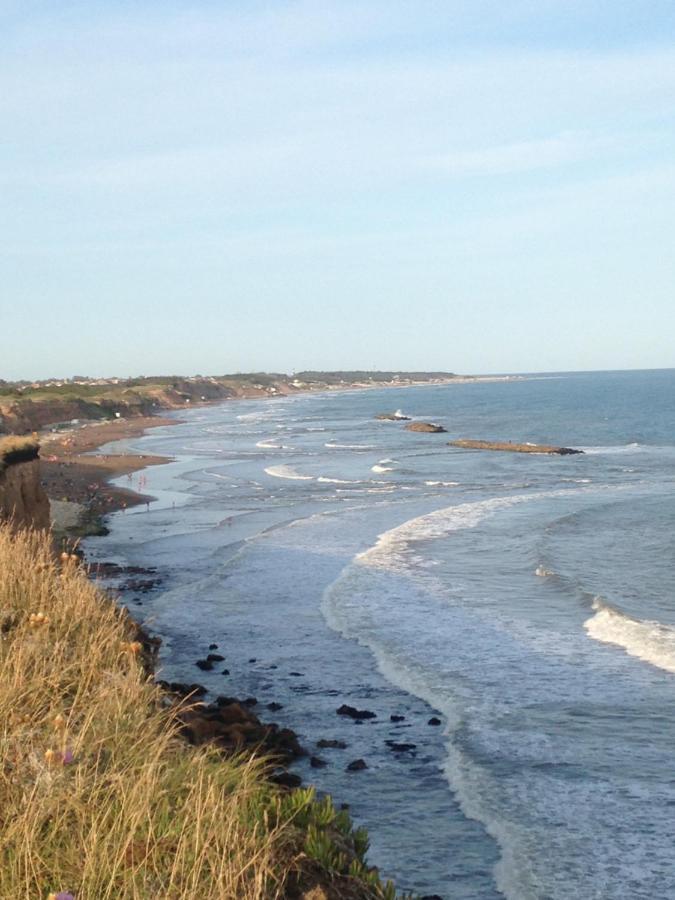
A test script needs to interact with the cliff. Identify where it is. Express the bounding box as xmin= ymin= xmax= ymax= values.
xmin=0 ymin=438 xmax=50 ymax=530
